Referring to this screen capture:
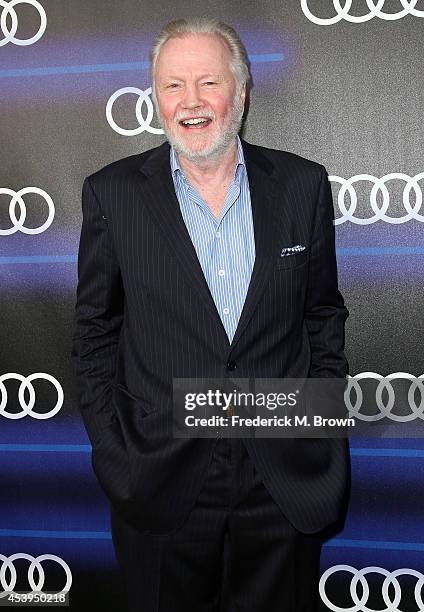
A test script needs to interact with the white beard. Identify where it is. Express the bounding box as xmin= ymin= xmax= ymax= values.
xmin=156 ymin=96 xmax=244 ymax=163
